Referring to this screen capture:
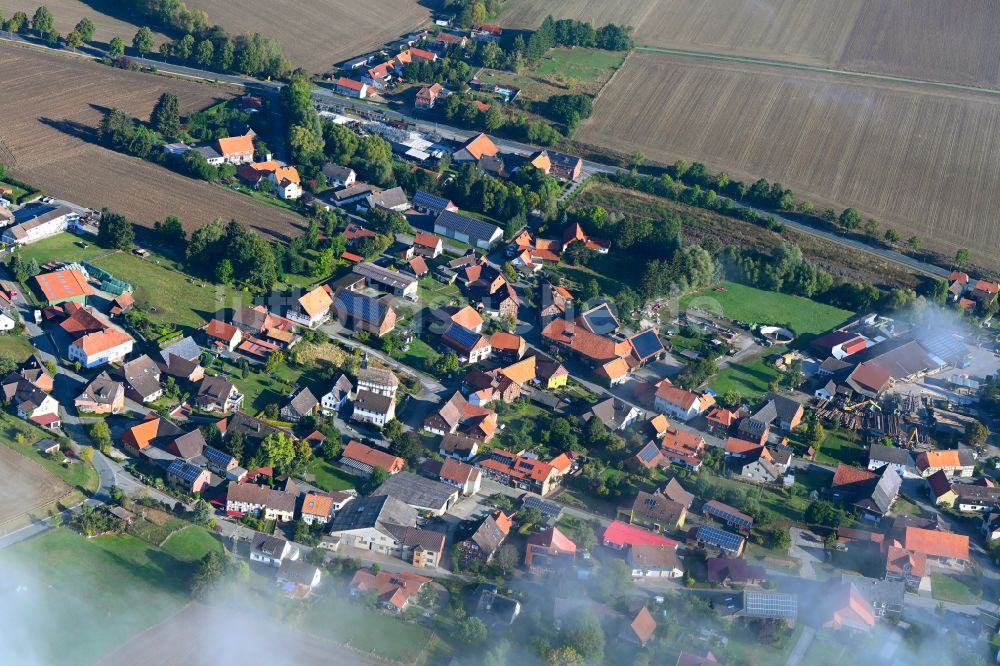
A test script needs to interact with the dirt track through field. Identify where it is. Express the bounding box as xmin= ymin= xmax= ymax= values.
xmin=578 ymin=52 xmax=1000 ymax=266
xmin=0 ymin=444 xmax=68 ymax=525
xmin=0 ymin=43 xmax=304 ymax=240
